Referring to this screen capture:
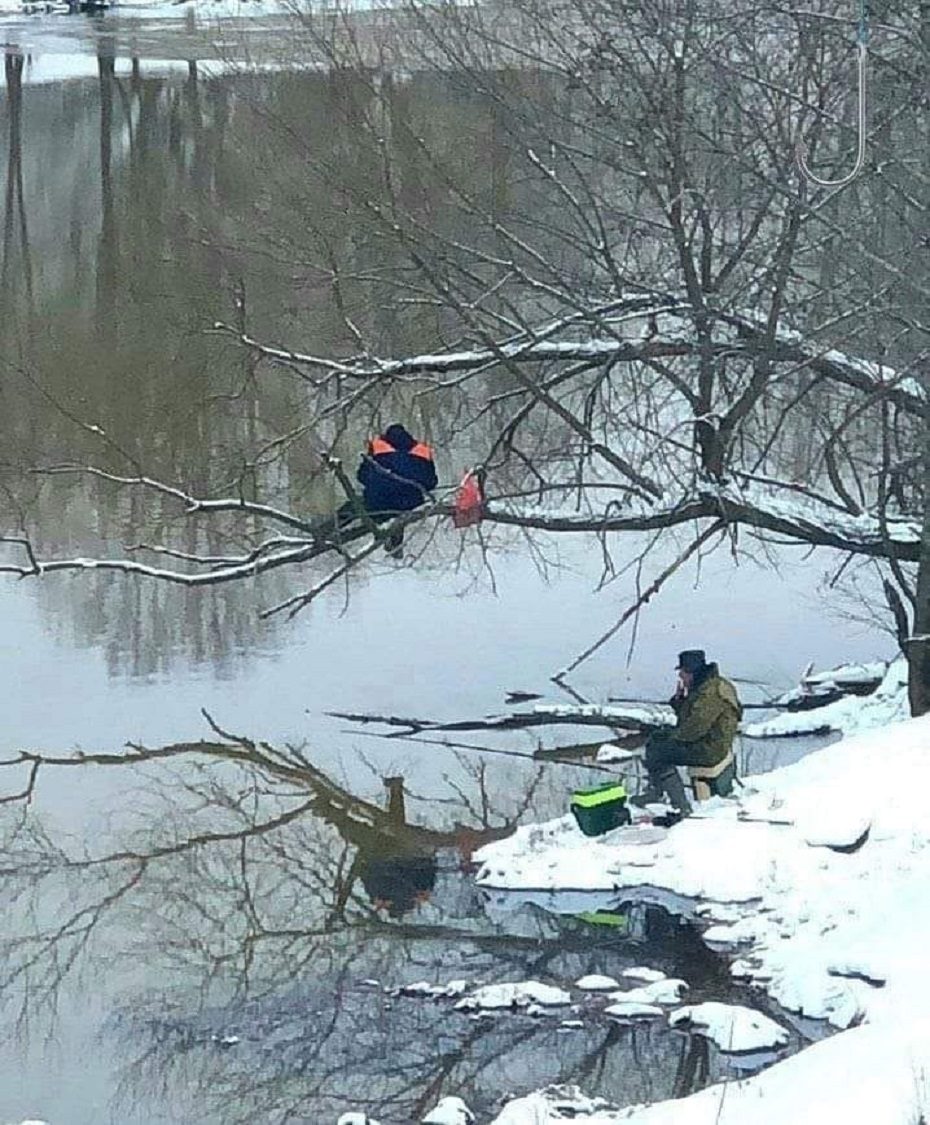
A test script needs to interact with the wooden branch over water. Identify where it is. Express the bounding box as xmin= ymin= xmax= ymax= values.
xmin=328 ymin=706 xmax=663 ymax=735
